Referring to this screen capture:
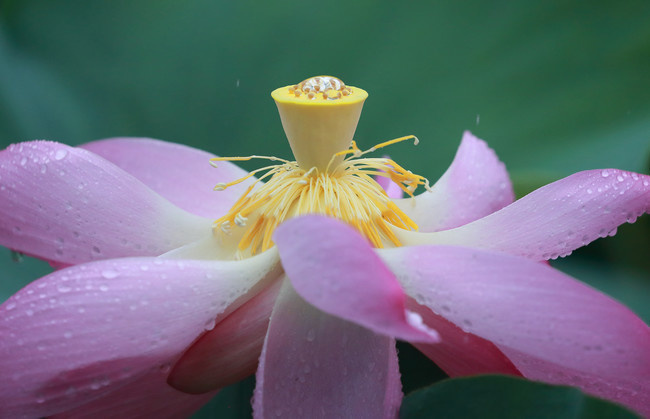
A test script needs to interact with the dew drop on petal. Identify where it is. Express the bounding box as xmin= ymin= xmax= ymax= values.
xmin=57 ymin=285 xmax=72 ymax=293
xmin=101 ymin=270 xmax=118 ymax=279
xmin=306 ymin=329 xmax=316 ymax=342
xmin=600 ymin=170 xmax=610 ymax=178
xmin=204 ymin=318 xmax=216 ymax=331
xmin=54 ymin=149 xmax=68 ymax=160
